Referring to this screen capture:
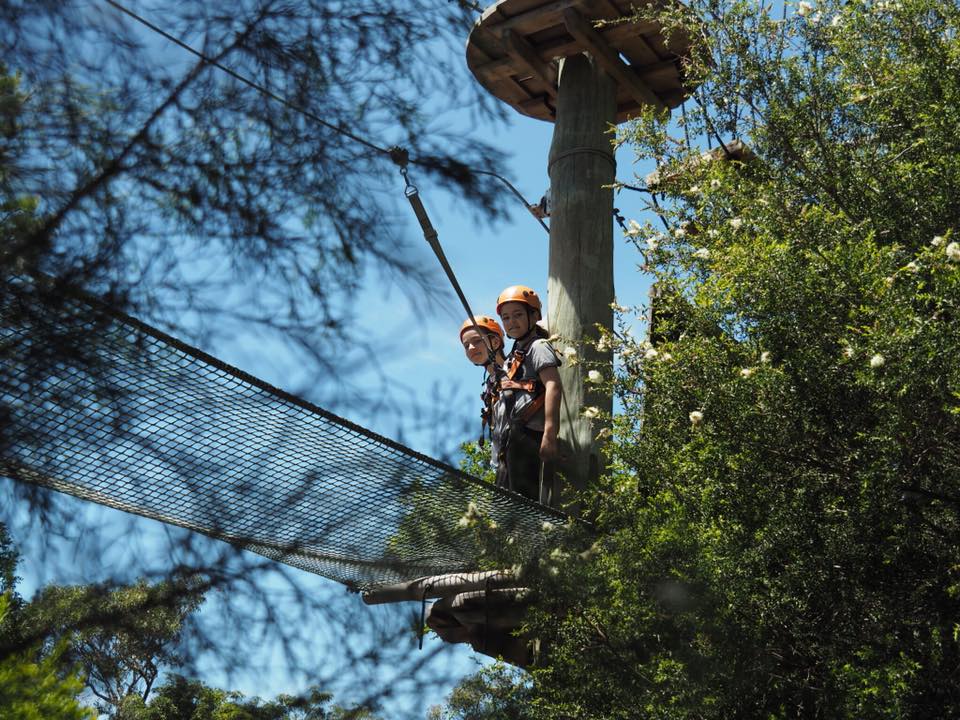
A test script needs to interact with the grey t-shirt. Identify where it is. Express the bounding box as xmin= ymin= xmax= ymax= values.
xmin=493 ymin=337 xmax=561 ymax=435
